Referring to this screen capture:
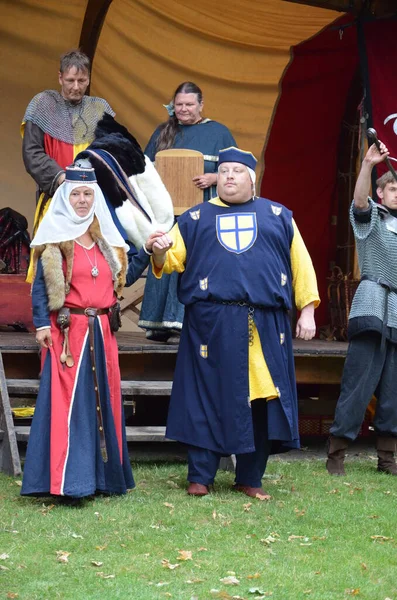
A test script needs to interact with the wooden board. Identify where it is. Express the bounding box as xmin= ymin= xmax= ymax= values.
xmin=155 ymin=149 xmax=204 ymax=214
